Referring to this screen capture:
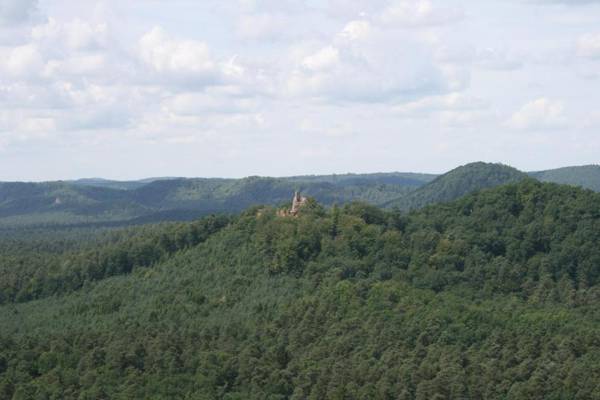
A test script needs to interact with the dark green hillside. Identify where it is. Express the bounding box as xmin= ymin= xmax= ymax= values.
xmin=0 ymin=215 xmax=231 ymax=305
xmin=530 ymin=165 xmax=600 ymax=192
xmin=129 ymin=176 xmax=414 ymax=216
xmin=385 ymin=162 xmax=528 ymax=211
xmin=2 ymin=164 xmax=600 ymax=228
xmin=1 ymin=180 xmax=599 ymax=399
xmin=0 ymin=182 xmax=145 ymax=223
xmin=0 ymin=174 xmax=420 ymax=227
